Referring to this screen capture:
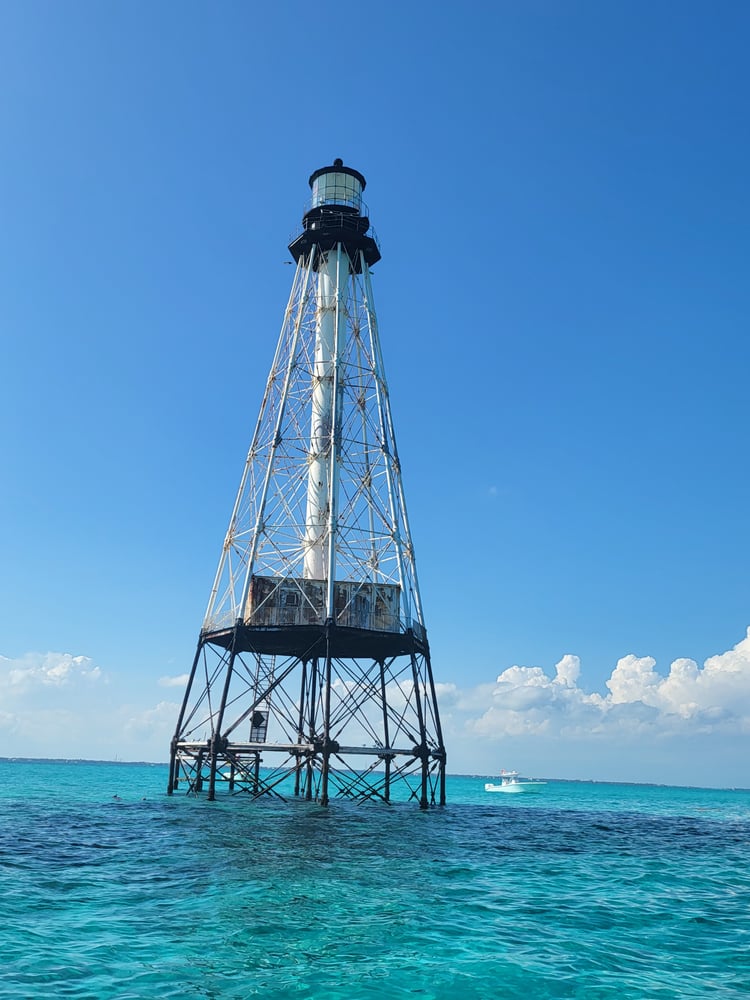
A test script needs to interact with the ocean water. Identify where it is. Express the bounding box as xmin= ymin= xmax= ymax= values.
xmin=1 ymin=761 xmax=749 ymax=999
